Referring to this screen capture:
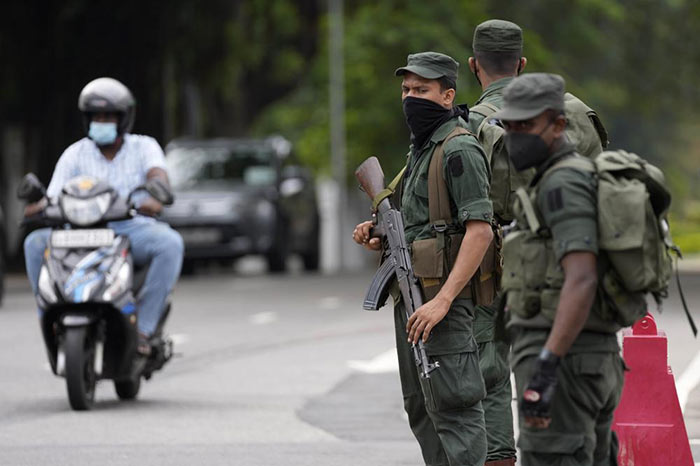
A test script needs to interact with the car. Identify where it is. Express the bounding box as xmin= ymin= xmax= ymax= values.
xmin=161 ymin=136 xmax=320 ymax=274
